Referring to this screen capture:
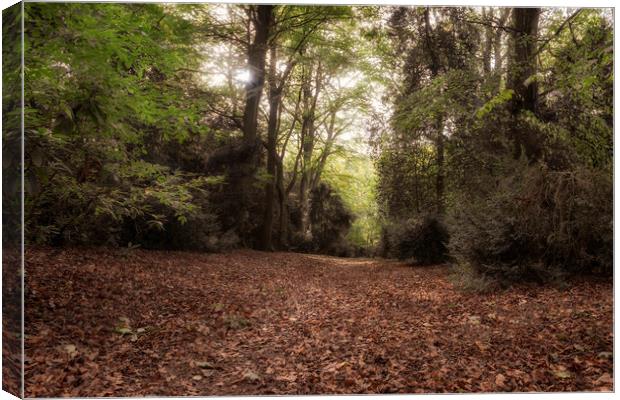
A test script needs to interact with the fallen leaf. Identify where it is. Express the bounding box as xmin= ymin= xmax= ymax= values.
xmin=196 ymin=361 xmax=216 ymax=369
xmin=475 ymin=341 xmax=489 ymax=351
xmin=63 ymin=344 xmax=78 ymax=358
xmin=242 ymin=370 xmax=261 ymax=382
xmin=115 ymin=327 xmax=133 ymax=335
xmin=553 ymin=370 xmax=572 ymax=379
xmin=597 ymin=351 xmax=613 ymax=360
xmin=595 ymin=373 xmax=613 ymax=385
